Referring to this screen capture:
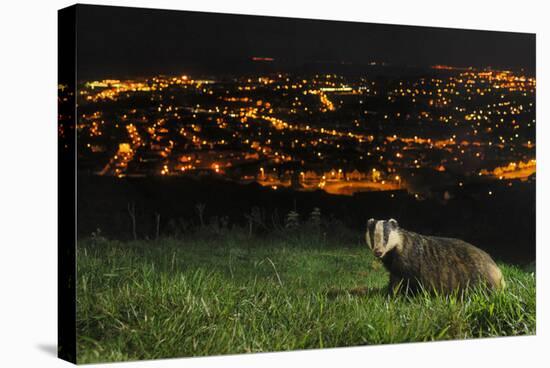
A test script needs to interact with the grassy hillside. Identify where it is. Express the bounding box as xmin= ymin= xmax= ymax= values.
xmin=76 ymin=231 xmax=535 ymax=364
